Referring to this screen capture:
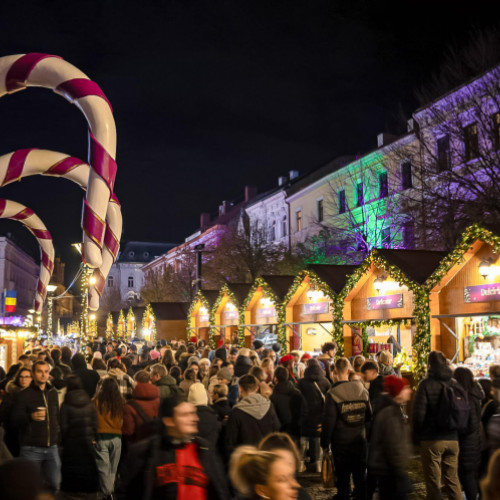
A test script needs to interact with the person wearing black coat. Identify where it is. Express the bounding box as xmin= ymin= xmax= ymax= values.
xmin=59 ymin=375 xmax=99 ymax=495
xmin=454 ymin=367 xmax=485 ymax=500
xmin=297 ymin=359 xmax=330 ymax=471
xmin=233 ymin=351 xmax=252 ymax=377
xmin=270 ymin=366 xmax=306 ymax=441
xmin=72 ymin=352 xmax=100 ymax=399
